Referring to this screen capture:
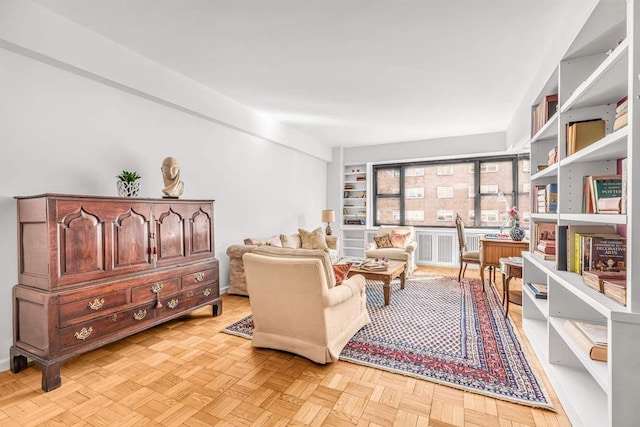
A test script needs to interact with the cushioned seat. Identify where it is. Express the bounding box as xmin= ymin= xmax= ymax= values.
xmin=365 ymin=226 xmax=417 ymax=275
xmin=243 ymin=246 xmax=370 ymax=363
